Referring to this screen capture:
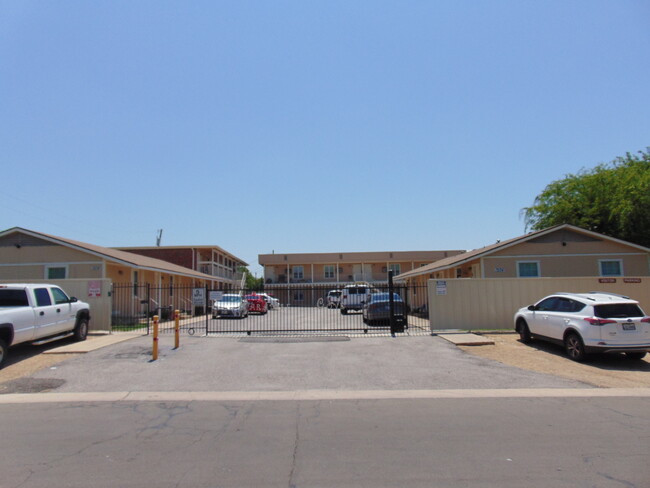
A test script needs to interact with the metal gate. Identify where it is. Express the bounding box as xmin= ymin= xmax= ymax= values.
xmin=110 ymin=281 xmax=430 ymax=336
